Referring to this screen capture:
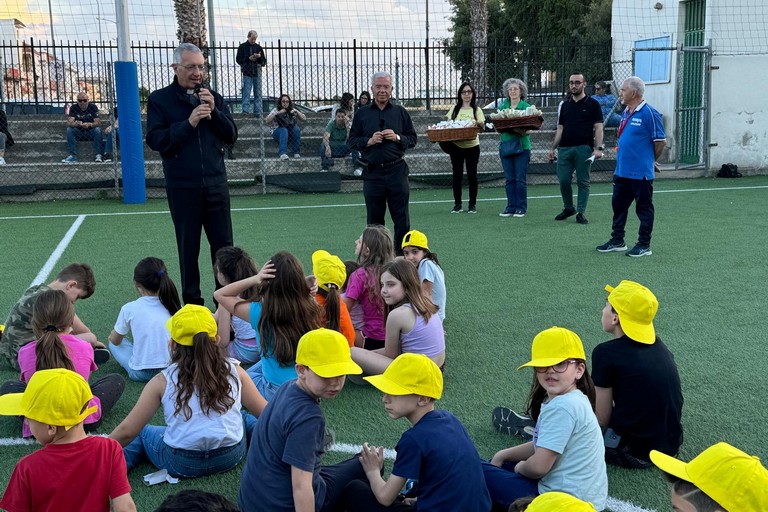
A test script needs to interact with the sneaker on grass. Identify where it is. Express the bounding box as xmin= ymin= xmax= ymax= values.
xmin=354 ymin=168 xmax=363 ymax=176
xmin=95 ymin=154 xmax=103 ymax=162
xmin=492 ymin=406 xmax=535 ymax=439
xmin=451 ymin=204 xmax=462 ymax=214
xmin=626 ymin=244 xmax=652 ymax=257
xmin=596 ymin=240 xmax=627 ymax=253
xmin=468 ymin=205 xmax=477 ymax=214
xmin=62 ymin=155 xmax=77 ymax=163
